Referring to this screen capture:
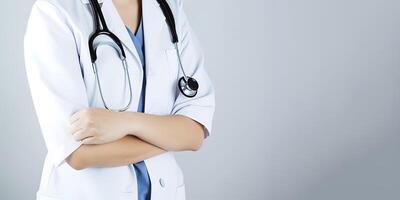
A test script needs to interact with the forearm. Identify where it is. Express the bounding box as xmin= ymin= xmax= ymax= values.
xmin=67 ymin=135 xmax=165 ymax=170
xmin=122 ymin=112 xmax=205 ymax=152
xmin=67 ymin=108 xmax=204 ymax=170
